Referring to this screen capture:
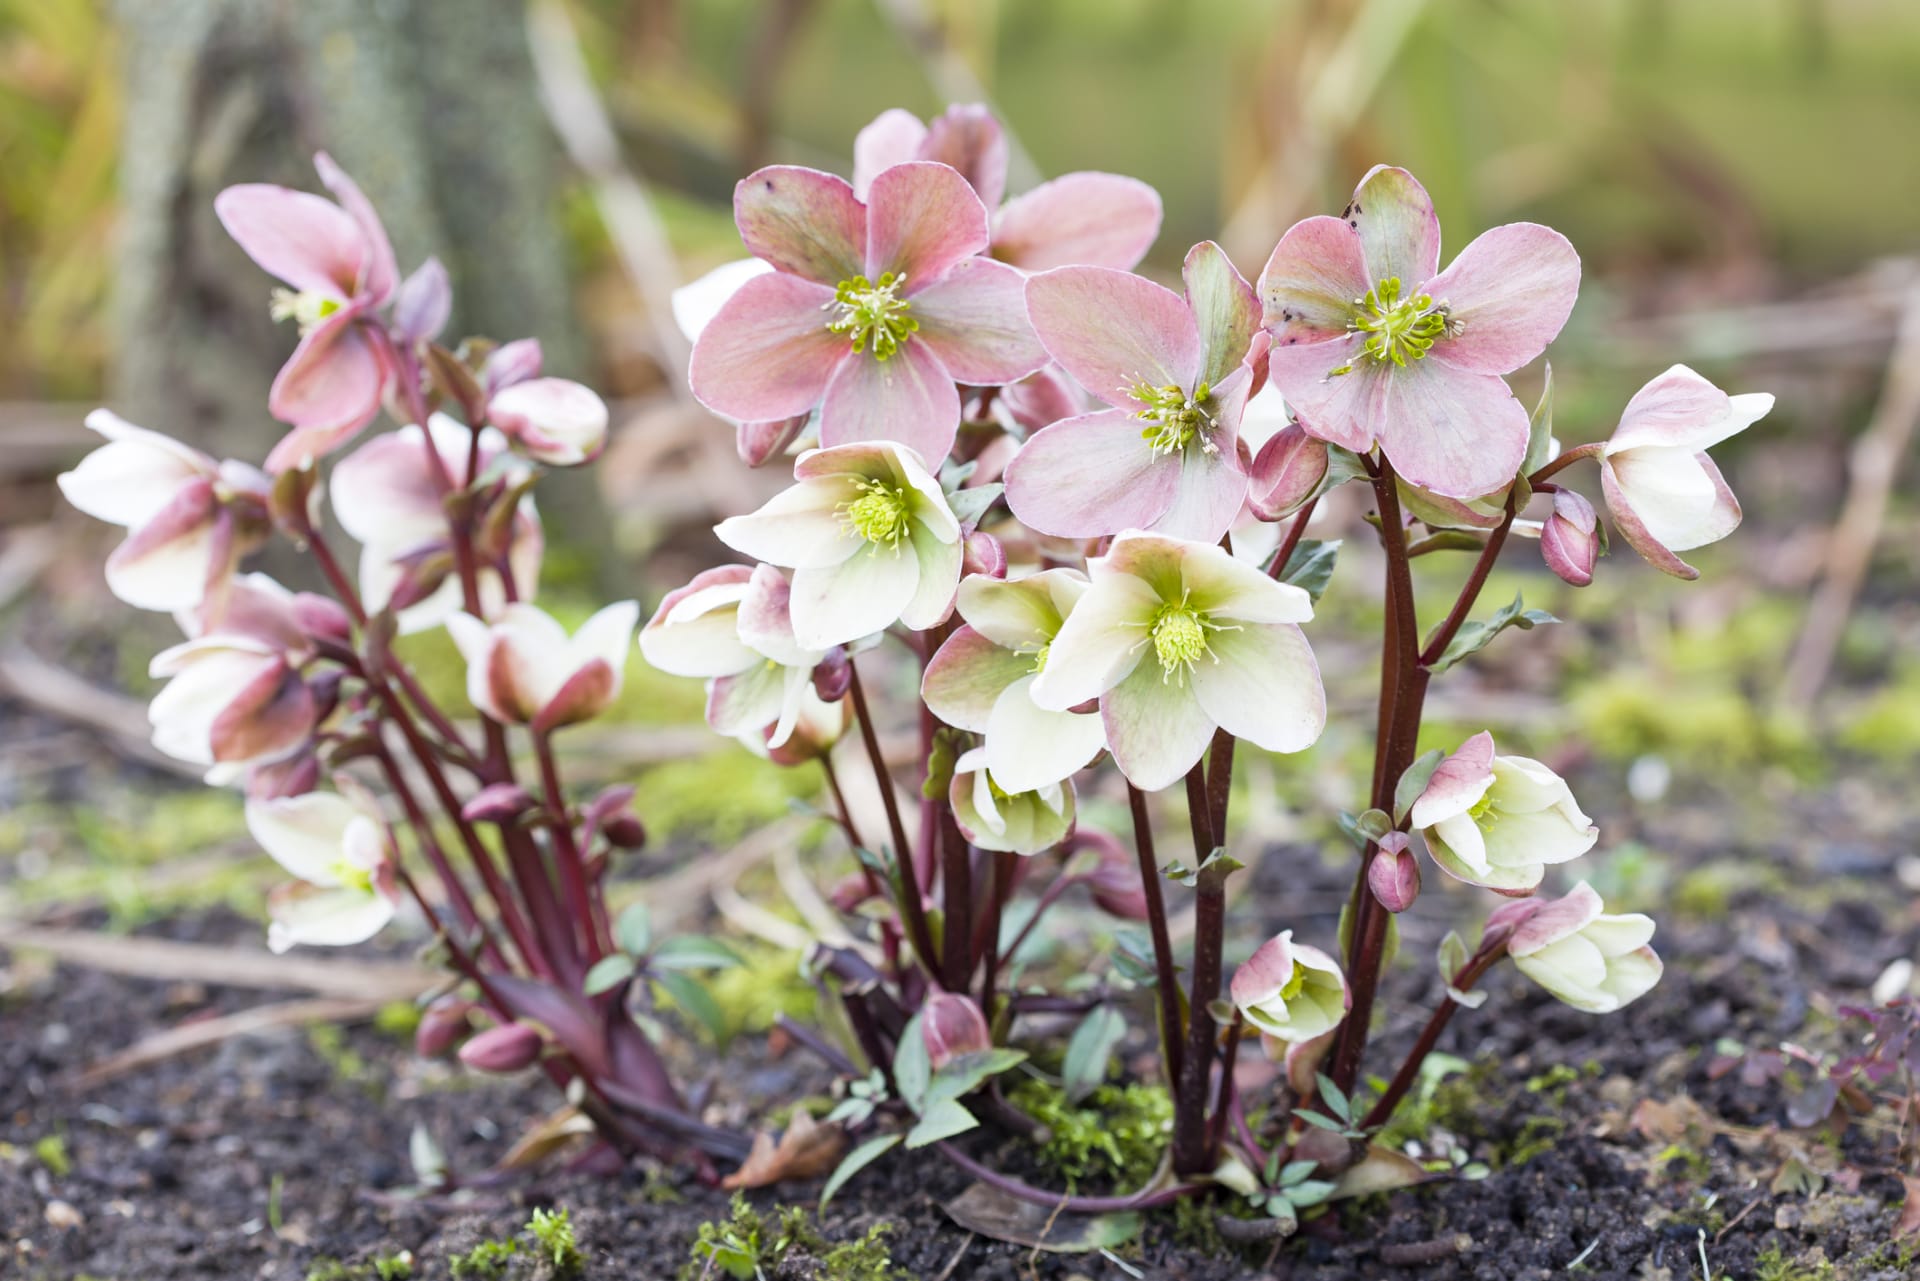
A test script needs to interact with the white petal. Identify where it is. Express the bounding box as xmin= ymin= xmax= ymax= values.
xmin=787 ymin=547 xmax=920 ymax=649
xmin=983 ymin=675 xmax=1105 ymax=793
xmin=1027 ymin=573 xmax=1159 ymax=711
xmin=1188 ymin=624 xmax=1325 ymax=755
xmin=247 ymin=793 xmax=361 ymax=883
